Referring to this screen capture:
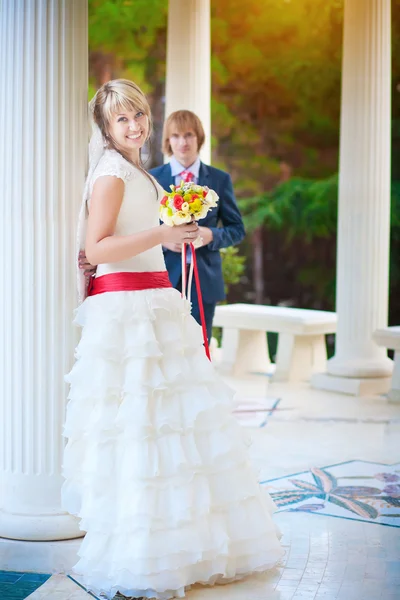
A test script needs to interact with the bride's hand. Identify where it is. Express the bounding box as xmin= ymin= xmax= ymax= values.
xmin=160 ymin=222 xmax=199 ymax=246
xmin=162 ymin=242 xmax=182 ymax=253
